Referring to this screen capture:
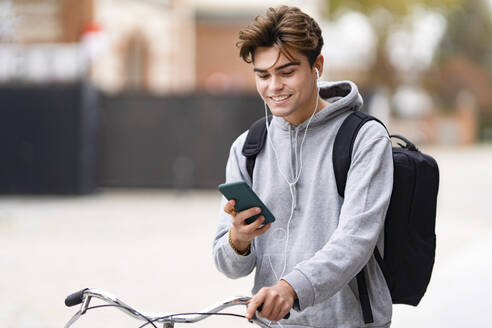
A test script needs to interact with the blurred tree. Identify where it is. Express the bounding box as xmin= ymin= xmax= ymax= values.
xmin=427 ymin=0 xmax=492 ymax=110
xmin=323 ymin=0 xmax=463 ymax=89
xmin=436 ymin=0 xmax=492 ymax=74
xmin=326 ymin=0 xmax=462 ymax=18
